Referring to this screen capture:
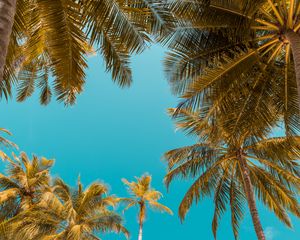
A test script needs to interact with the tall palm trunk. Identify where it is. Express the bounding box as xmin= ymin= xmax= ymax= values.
xmin=138 ymin=202 xmax=145 ymax=240
xmin=285 ymin=30 xmax=300 ymax=109
xmin=138 ymin=221 xmax=143 ymax=240
xmin=237 ymin=150 xmax=265 ymax=240
xmin=0 ymin=0 xmax=16 ymax=81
